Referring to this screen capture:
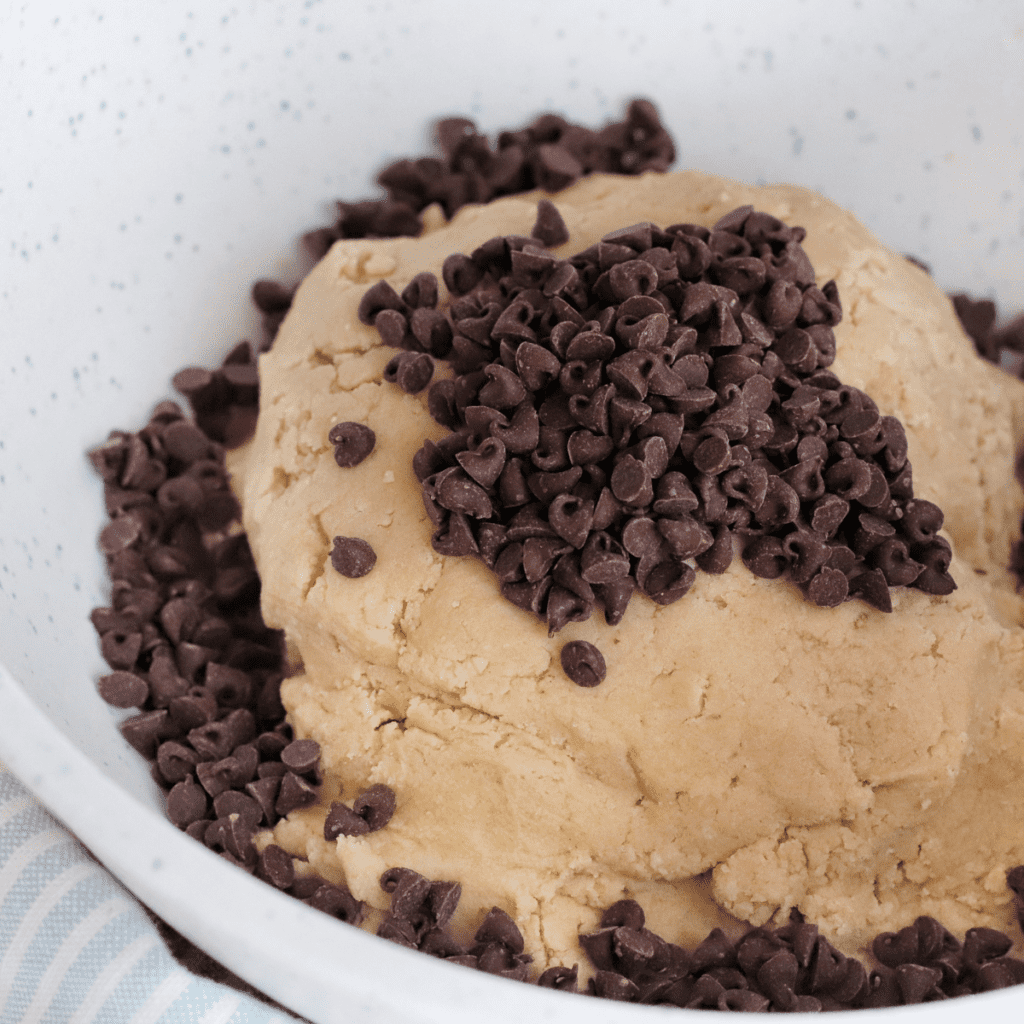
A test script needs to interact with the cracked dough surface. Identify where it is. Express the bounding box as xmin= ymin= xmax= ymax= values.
xmin=231 ymin=171 xmax=1024 ymax=965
